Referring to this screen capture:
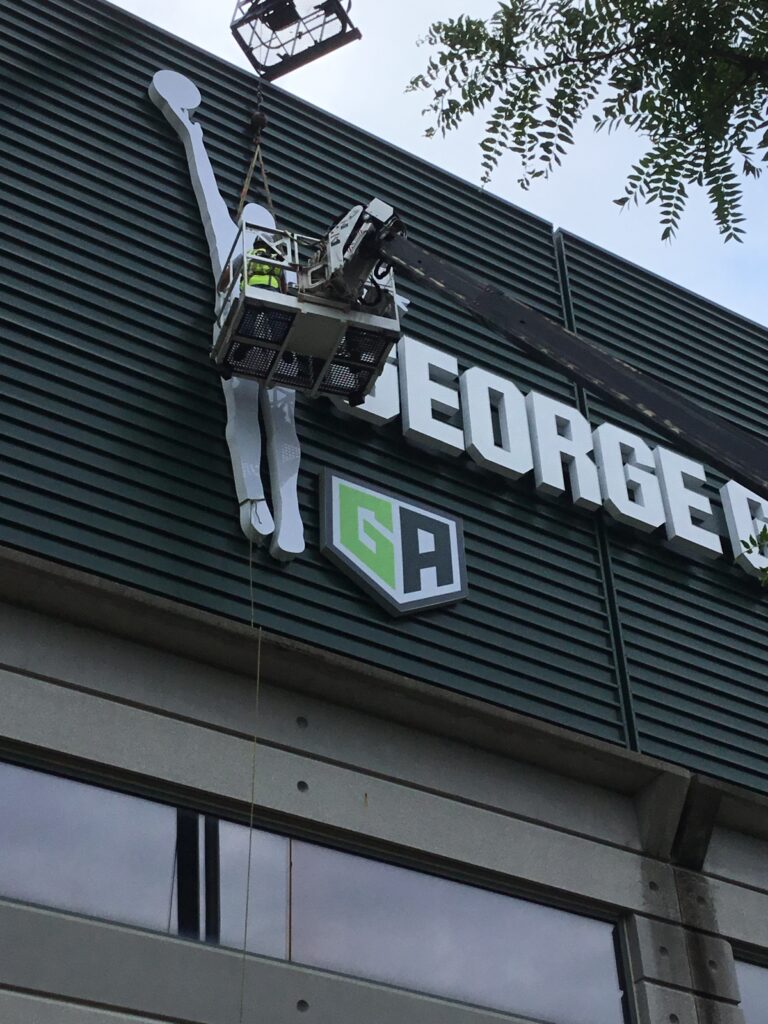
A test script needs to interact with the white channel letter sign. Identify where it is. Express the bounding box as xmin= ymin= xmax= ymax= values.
xmin=333 ymin=335 xmax=766 ymax=579
xmin=320 ymin=471 xmax=468 ymax=616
